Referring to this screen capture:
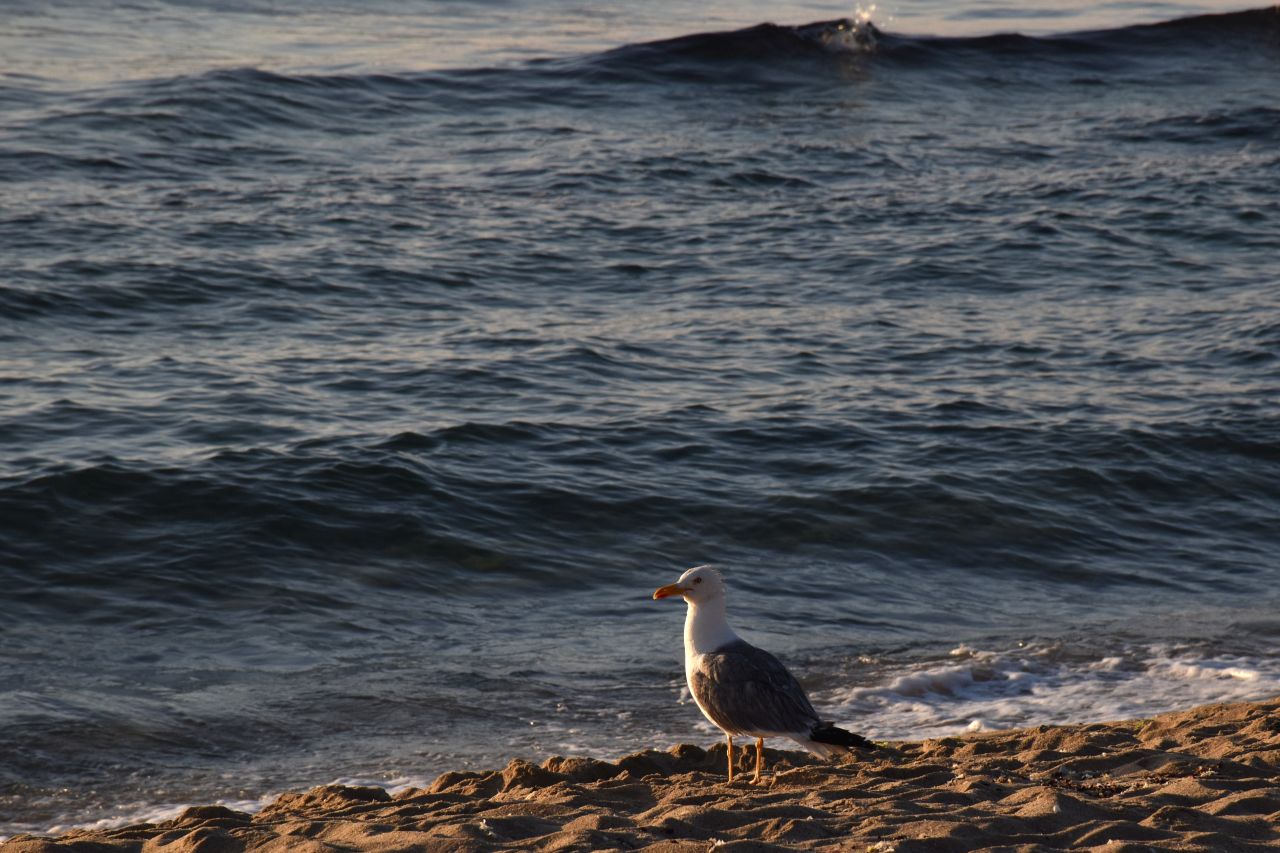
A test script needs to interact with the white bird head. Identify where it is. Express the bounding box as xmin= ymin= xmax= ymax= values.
xmin=652 ymin=564 xmax=725 ymax=606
